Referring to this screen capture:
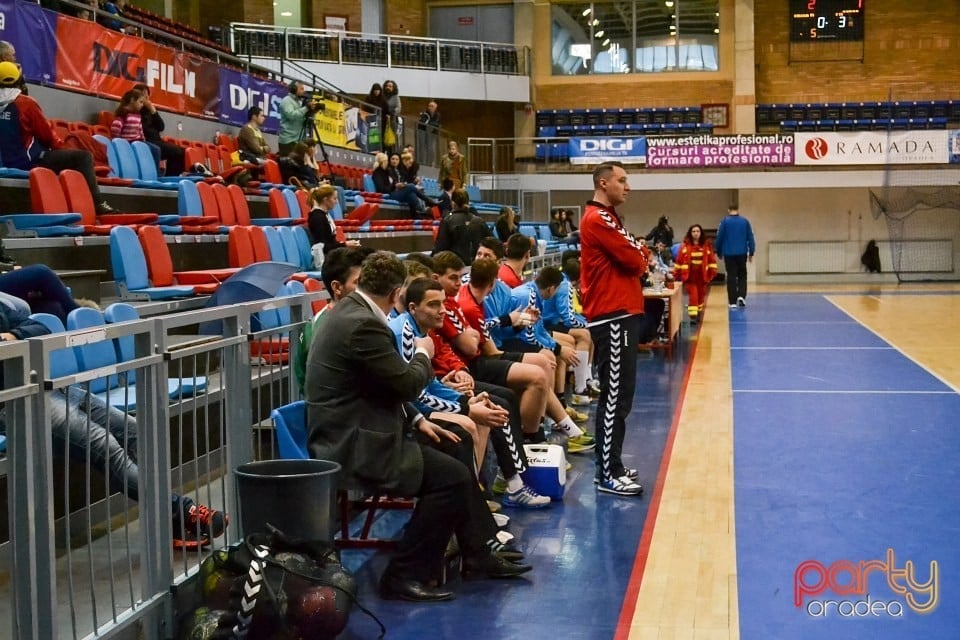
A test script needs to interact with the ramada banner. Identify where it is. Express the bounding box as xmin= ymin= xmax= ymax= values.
xmin=54 ymin=14 xmax=219 ymax=117
xmin=646 ymin=134 xmax=795 ymax=168
xmin=794 ymin=131 xmax=952 ymax=165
